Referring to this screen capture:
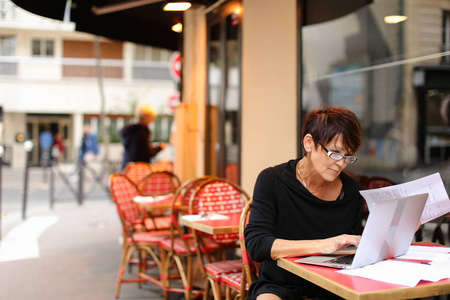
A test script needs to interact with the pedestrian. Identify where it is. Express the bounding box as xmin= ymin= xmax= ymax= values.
xmin=79 ymin=123 xmax=99 ymax=163
xmin=120 ymin=104 xmax=166 ymax=170
xmin=39 ymin=128 xmax=54 ymax=167
xmin=52 ymin=132 xmax=65 ymax=162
